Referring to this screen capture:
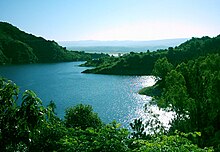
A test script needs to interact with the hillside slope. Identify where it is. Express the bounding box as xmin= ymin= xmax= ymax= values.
xmin=0 ymin=22 xmax=98 ymax=64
